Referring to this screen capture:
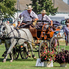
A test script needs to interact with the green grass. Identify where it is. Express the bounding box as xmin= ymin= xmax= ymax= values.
xmin=0 ymin=41 xmax=69 ymax=69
